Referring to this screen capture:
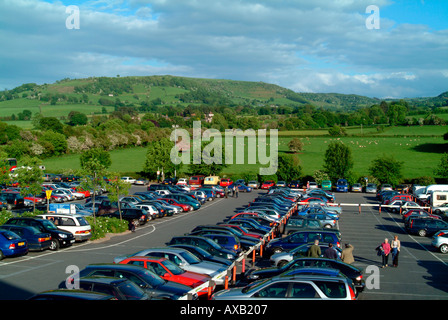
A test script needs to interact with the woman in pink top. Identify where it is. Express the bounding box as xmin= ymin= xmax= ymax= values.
xmin=379 ymin=238 xmax=391 ymax=268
